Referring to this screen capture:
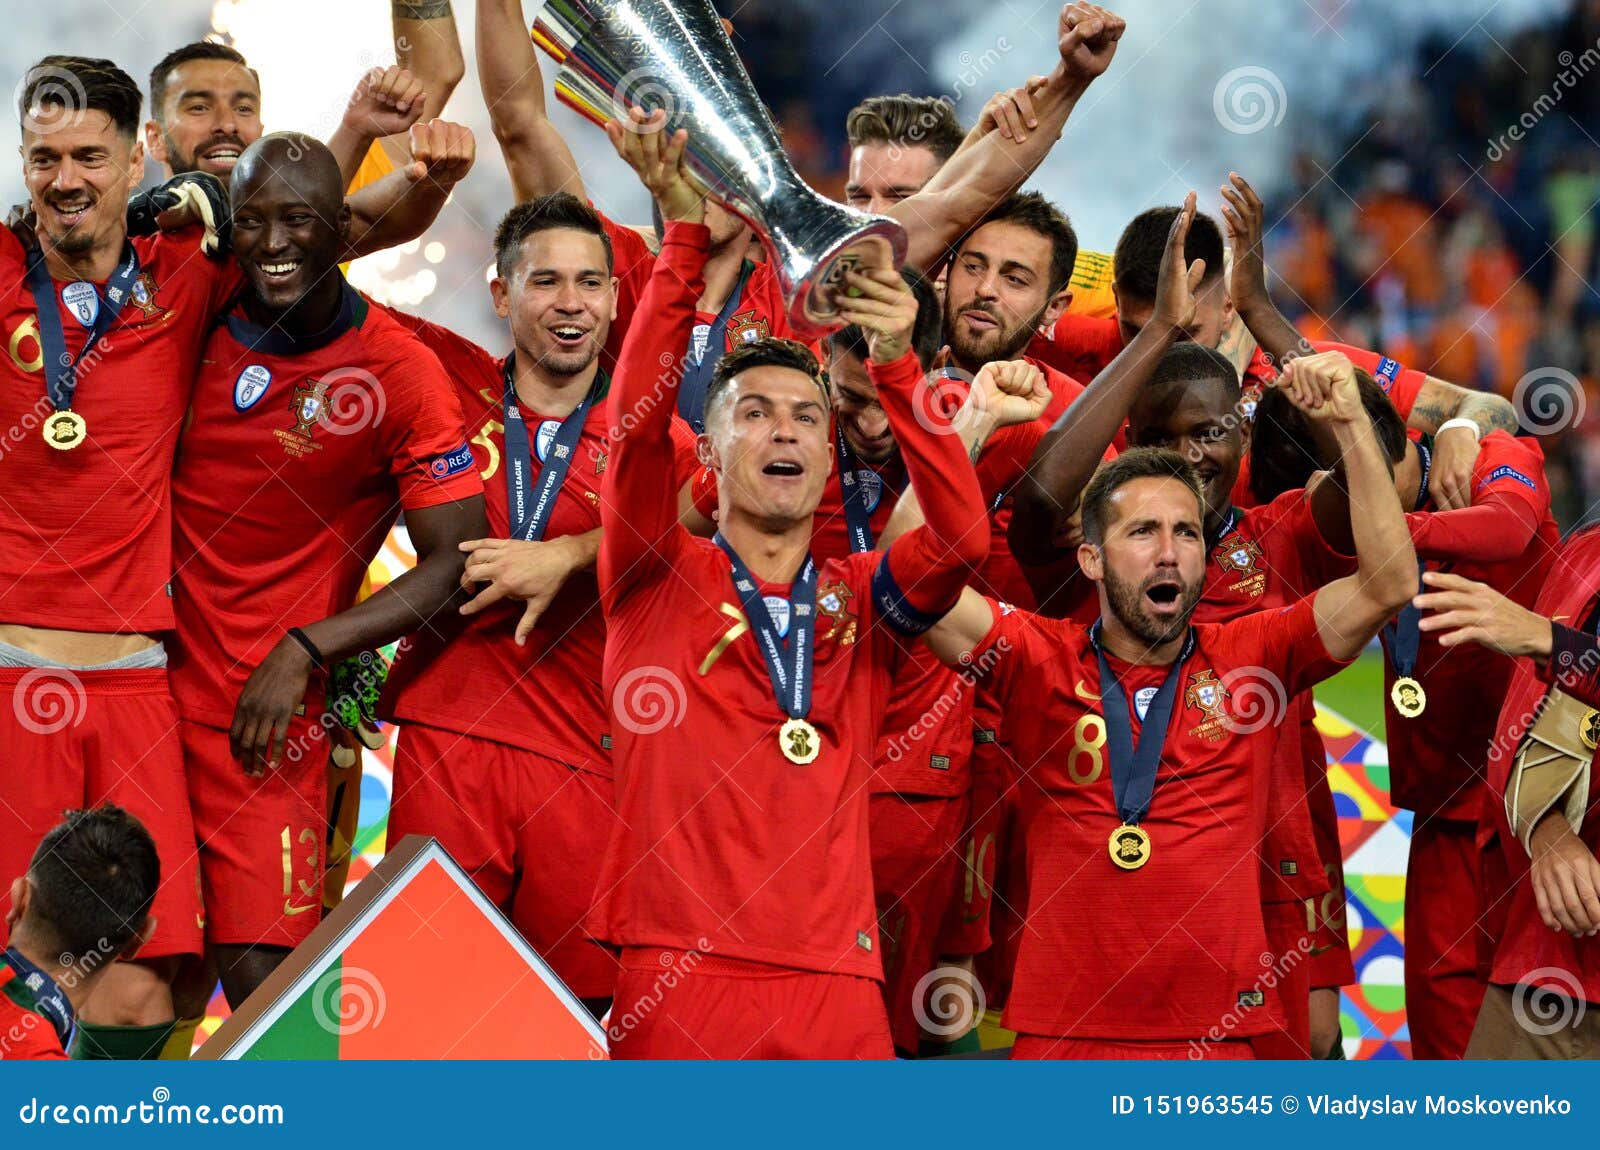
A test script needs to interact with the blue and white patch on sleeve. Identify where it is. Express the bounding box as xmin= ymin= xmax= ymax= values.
xmin=428 ymin=442 xmax=475 ymax=479
xmin=1373 ymin=357 xmax=1403 ymax=391
xmin=1480 ymin=464 xmax=1537 ymax=492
